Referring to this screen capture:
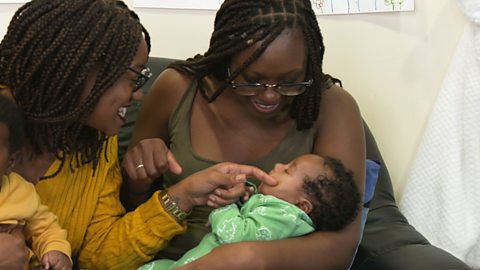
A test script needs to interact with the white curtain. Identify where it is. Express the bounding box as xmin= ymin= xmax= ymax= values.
xmin=399 ymin=1 xmax=480 ymax=268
